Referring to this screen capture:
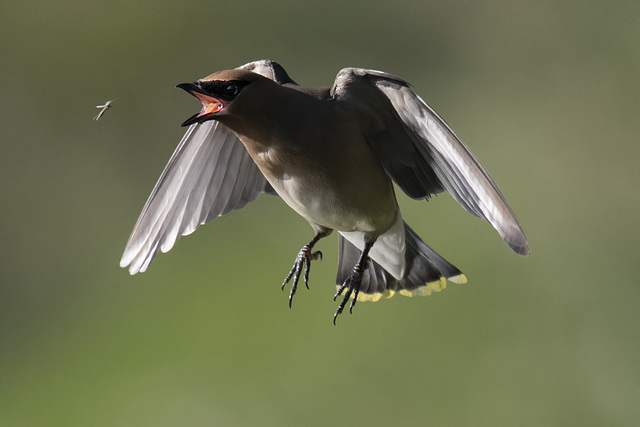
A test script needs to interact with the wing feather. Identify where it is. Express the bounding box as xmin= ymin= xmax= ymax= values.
xmin=120 ymin=121 xmax=272 ymax=274
xmin=332 ymin=68 xmax=529 ymax=255
xmin=121 ymin=60 xmax=294 ymax=274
